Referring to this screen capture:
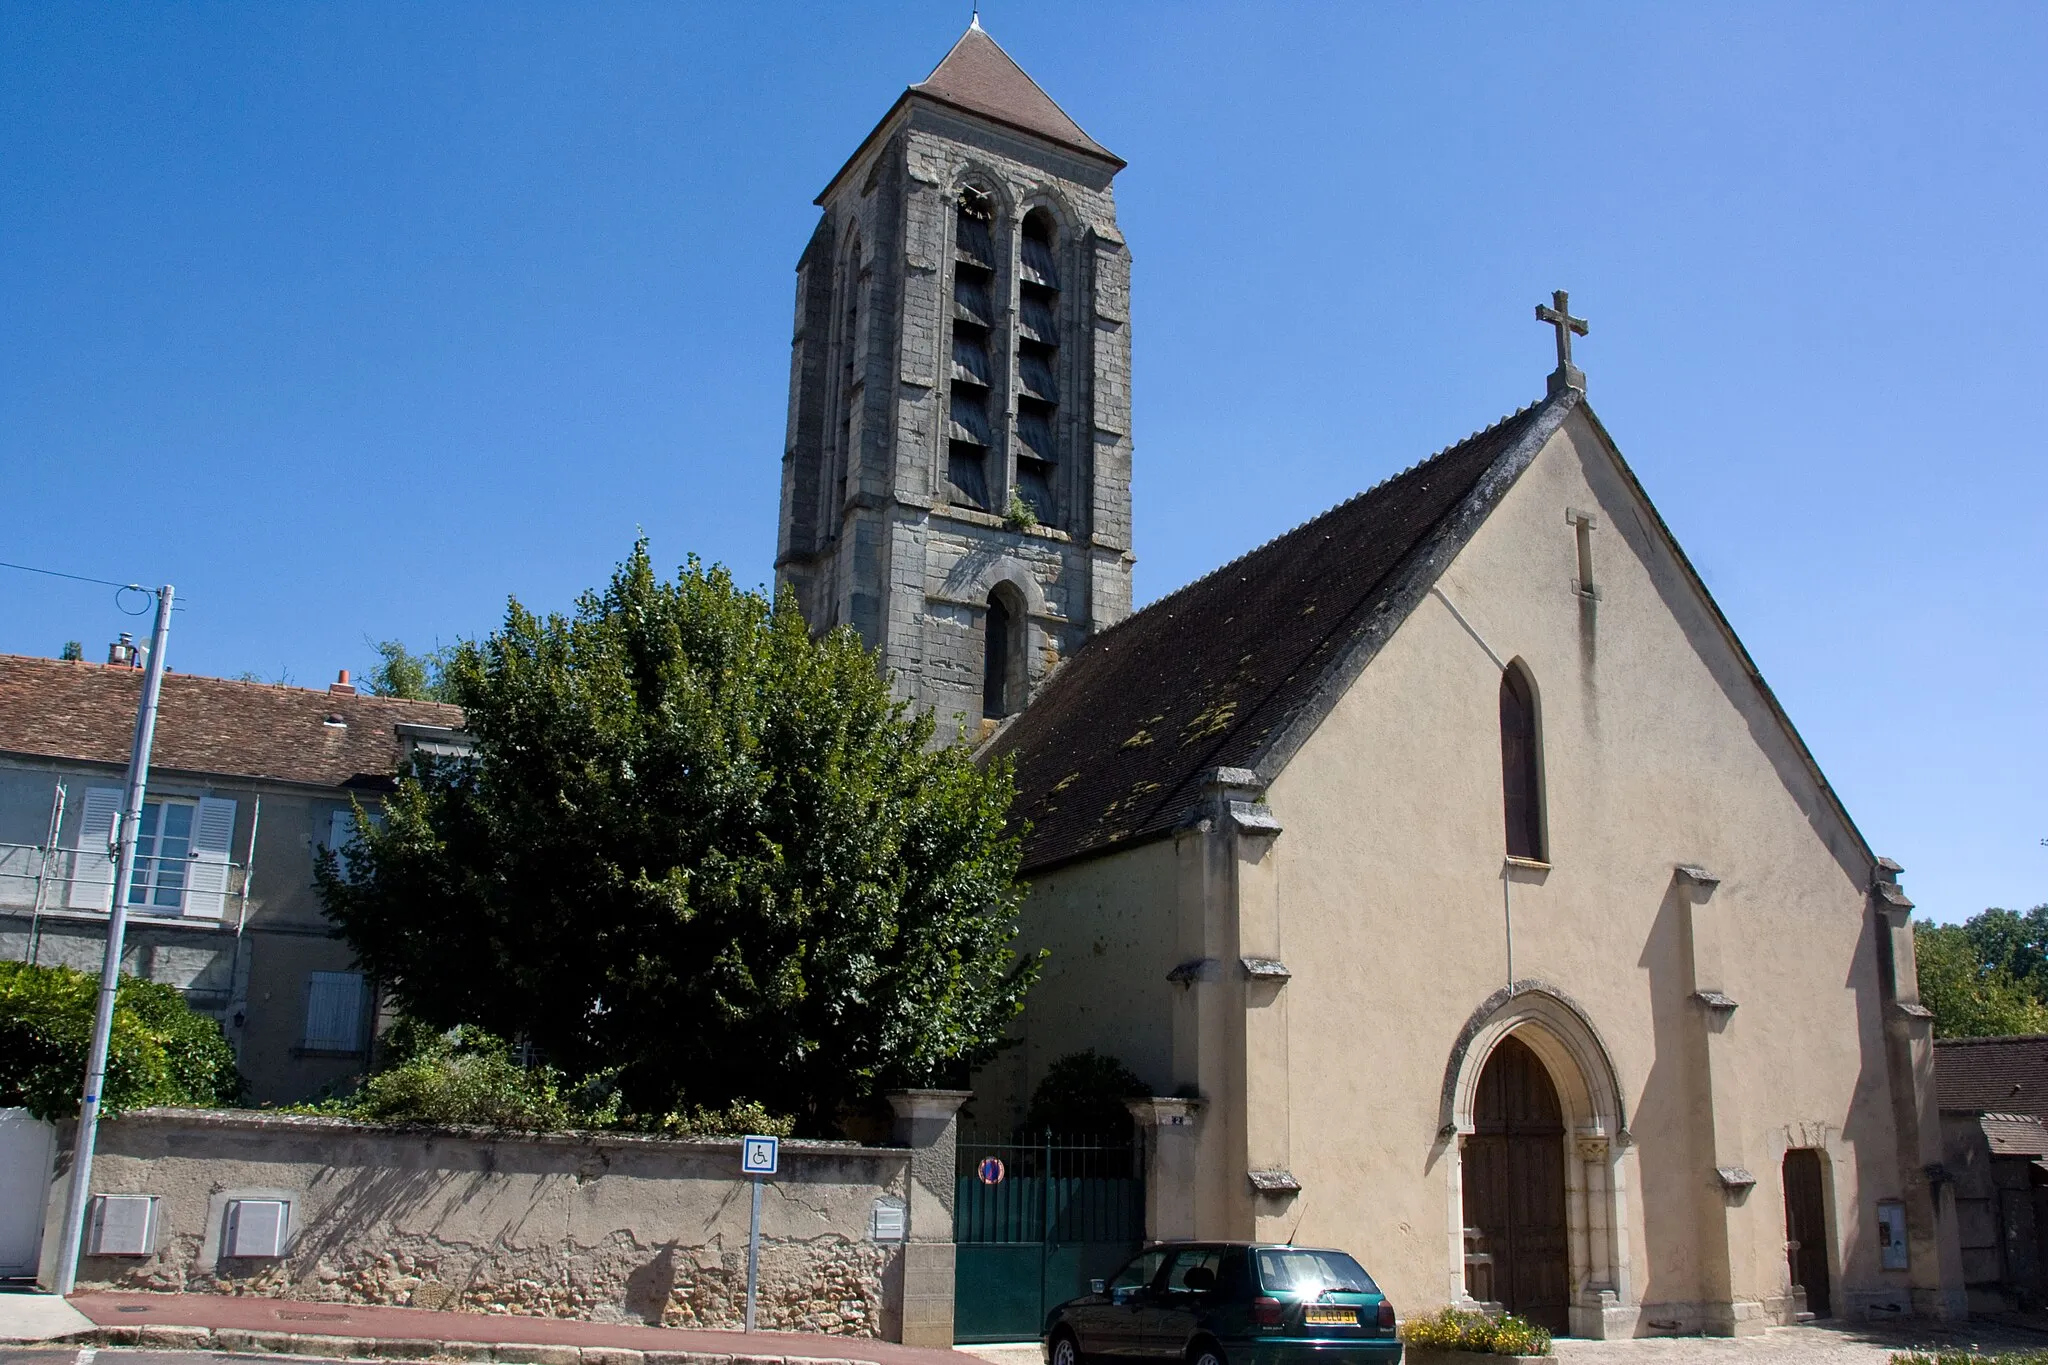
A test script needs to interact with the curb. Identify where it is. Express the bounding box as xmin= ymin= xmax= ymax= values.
xmin=71 ymin=1325 xmax=880 ymax=1365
